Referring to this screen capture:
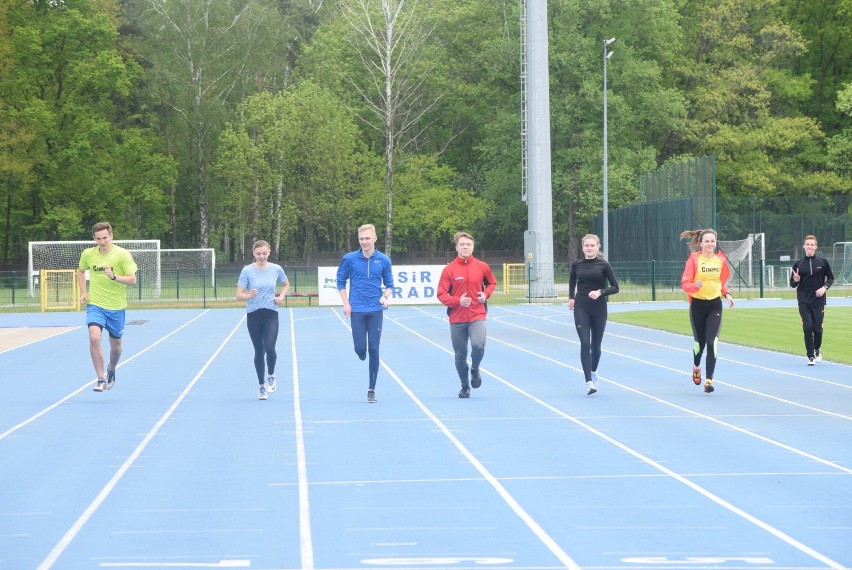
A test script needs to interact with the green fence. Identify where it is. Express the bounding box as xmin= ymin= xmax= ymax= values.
xmin=2 ymin=261 xmax=847 ymax=313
